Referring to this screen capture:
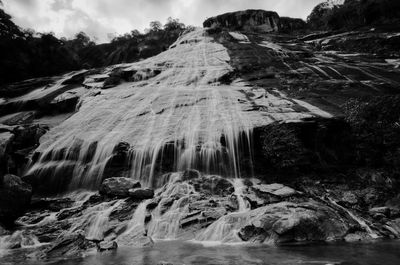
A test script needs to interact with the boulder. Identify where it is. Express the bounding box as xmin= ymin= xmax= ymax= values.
xmin=272 ymin=186 xmax=297 ymax=197
xmin=251 ymin=183 xmax=298 ymax=198
xmin=238 ymin=201 xmax=350 ymax=244
xmin=0 ymin=174 xmax=32 ymax=225
xmin=129 ymin=188 xmax=155 ymax=200
xmin=191 ymin=175 xmax=234 ymax=196
xmin=181 ymin=169 xmax=201 ymax=181
xmin=100 ymin=177 xmax=141 ymax=197
xmin=344 ymin=233 xmax=363 ymax=242
xmin=97 ymin=240 xmax=118 ymax=252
